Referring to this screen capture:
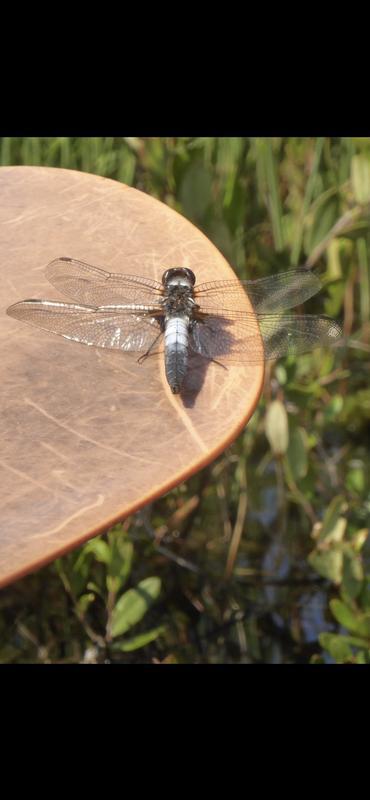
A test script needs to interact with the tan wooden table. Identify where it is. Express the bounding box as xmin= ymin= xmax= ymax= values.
xmin=0 ymin=166 xmax=263 ymax=587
